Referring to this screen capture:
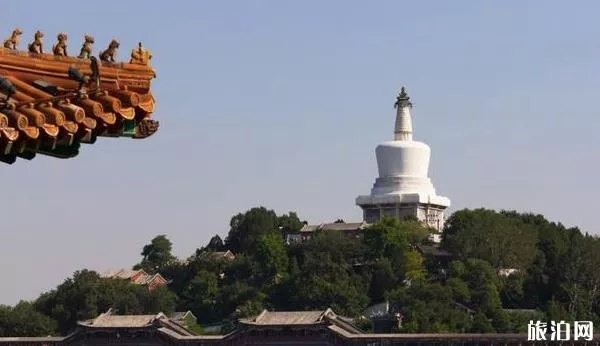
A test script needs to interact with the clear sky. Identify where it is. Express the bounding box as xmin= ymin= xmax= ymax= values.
xmin=1 ymin=1 xmax=599 ymax=304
